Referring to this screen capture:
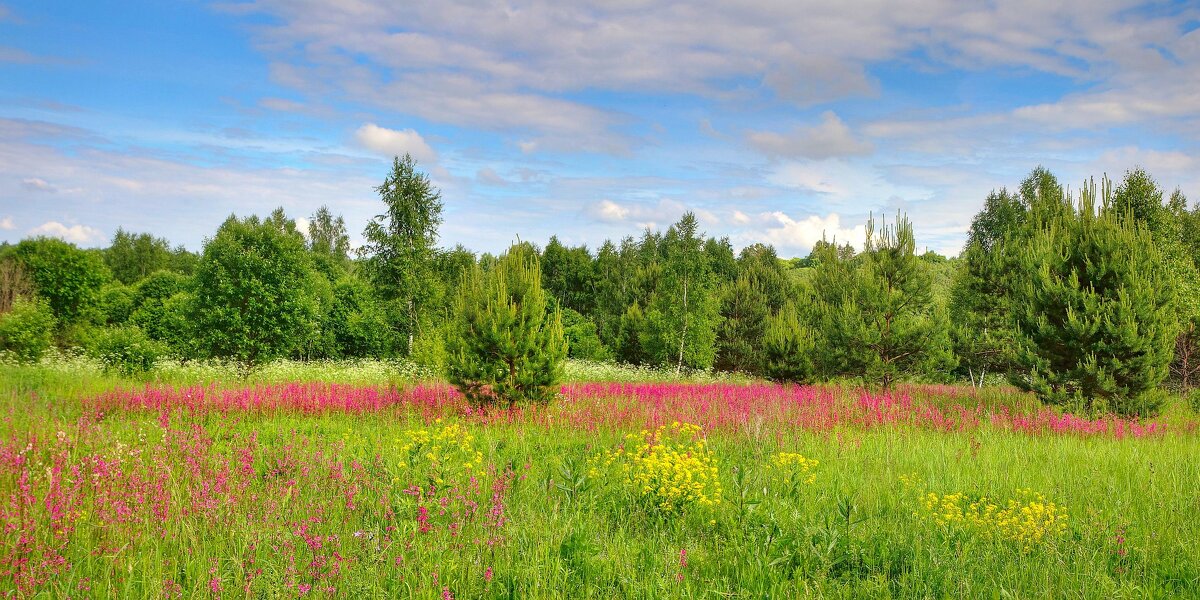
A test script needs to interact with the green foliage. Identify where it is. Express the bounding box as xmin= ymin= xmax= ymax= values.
xmin=715 ymin=245 xmax=794 ymax=375
xmin=642 ymin=213 xmax=722 ymax=371
xmin=0 ymin=257 xmax=36 ymax=314
xmin=0 ymin=297 xmax=55 ymax=363
xmin=85 ymin=326 xmax=165 ymax=375
xmin=616 ymin=302 xmax=649 ymax=365
xmin=104 ymin=228 xmax=172 ymax=284
xmin=762 ymin=301 xmax=817 ymax=383
xmin=591 ymin=238 xmax=641 ymax=353
xmin=132 ymin=270 xmax=188 ymax=308
xmin=949 ymin=241 xmax=1017 ymax=388
xmin=12 ymin=237 xmax=110 ymax=325
xmin=560 ymin=307 xmax=611 ymax=361
xmin=193 ymin=214 xmax=322 ymax=368
xmin=542 ymin=236 xmax=597 ymax=315
xmin=126 ymin=271 xmax=198 ymax=356
xmin=360 ymin=154 xmax=445 ymax=355
xmin=1011 ymin=178 xmax=1178 ymax=417
xmin=812 ymin=214 xmax=954 ymax=387
xmin=326 ymin=276 xmax=391 ymax=359
xmin=307 ymin=205 xmax=352 ymax=279
xmin=154 ymin=292 xmax=198 ymax=358
xmin=167 ymin=245 xmax=199 ymax=275
xmin=97 ymin=283 xmax=135 ymax=325
xmin=447 ymin=244 xmax=566 ymax=408
xmin=714 ymin=275 xmax=770 ymax=373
